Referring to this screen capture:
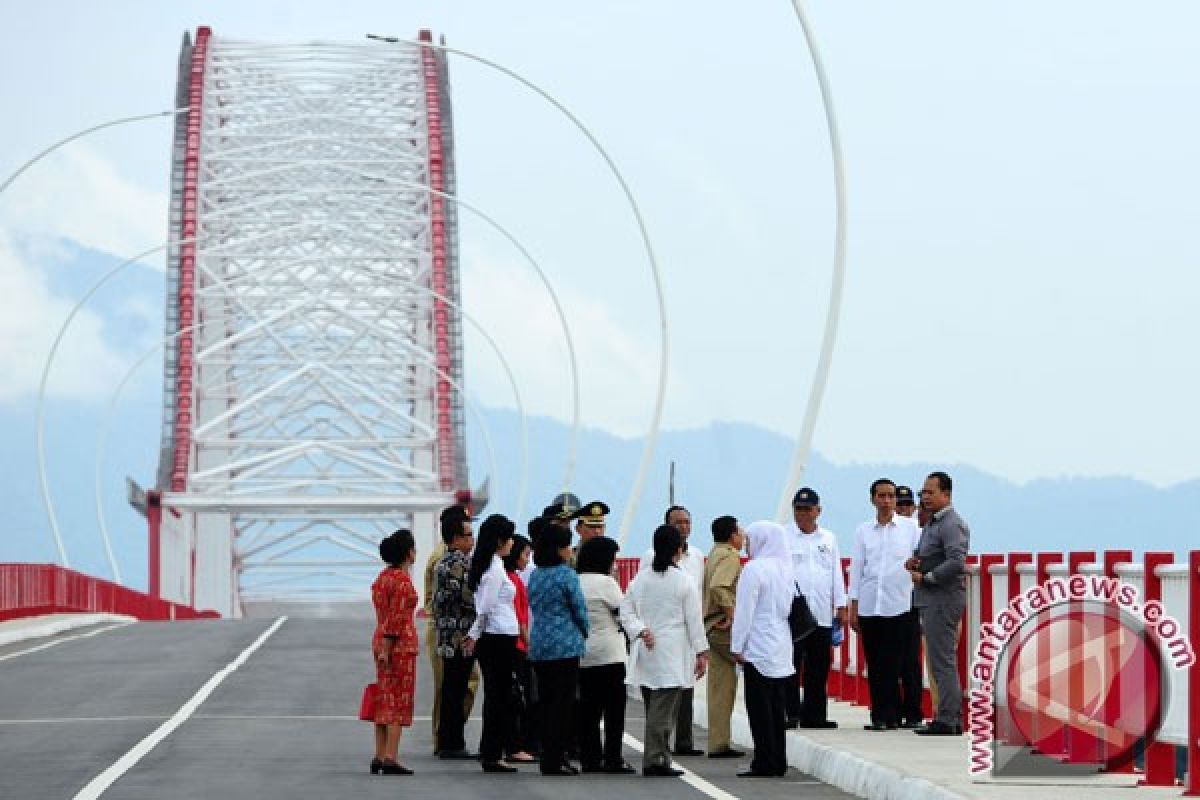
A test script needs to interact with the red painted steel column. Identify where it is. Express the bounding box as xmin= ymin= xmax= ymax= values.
xmin=1066 ymin=551 xmax=1099 ymax=763
xmin=1101 ymin=549 xmax=1135 ymax=772
xmin=1140 ymin=552 xmax=1175 ymax=786
xmin=1034 ymin=552 xmax=1066 ymax=755
xmin=147 ymin=491 xmax=162 ymax=601
xmin=837 ymin=557 xmax=851 ymax=700
xmin=418 ymin=30 xmax=456 ymax=492
xmin=1185 ymin=550 xmax=1200 ymax=796
xmin=171 ymin=26 xmax=210 ymax=493
xmin=958 ymin=554 xmax=979 ymax=725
